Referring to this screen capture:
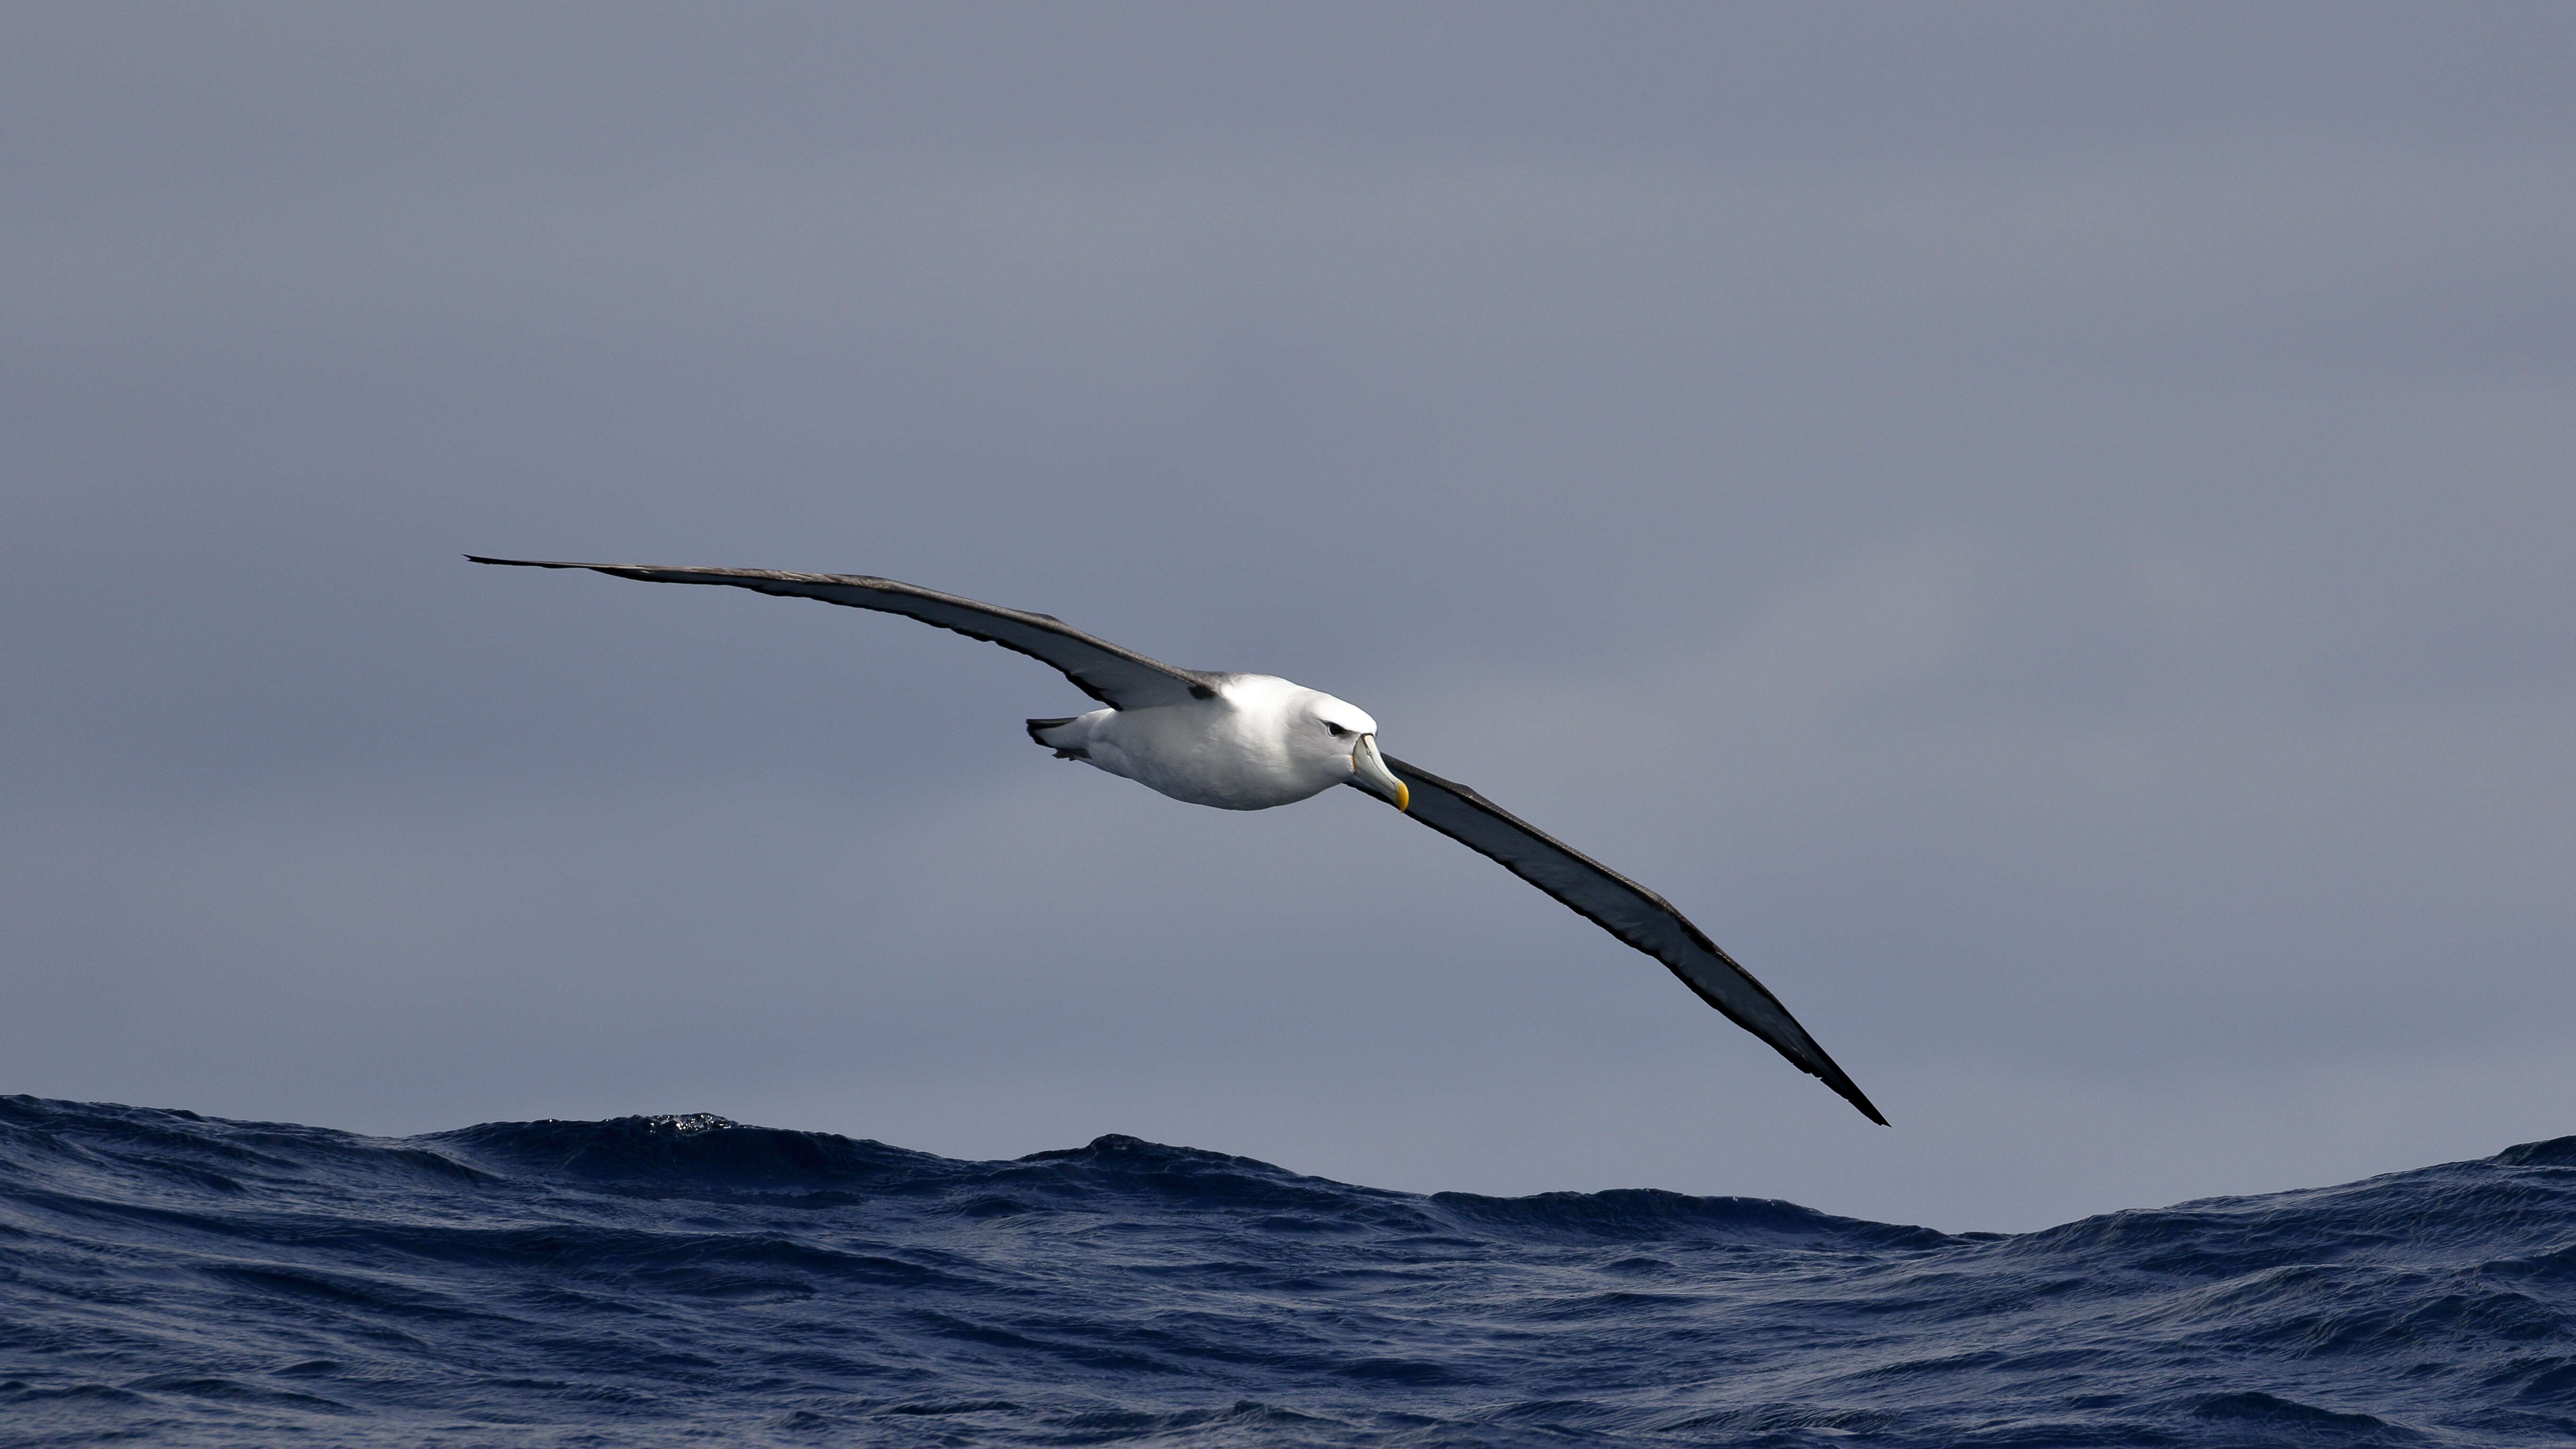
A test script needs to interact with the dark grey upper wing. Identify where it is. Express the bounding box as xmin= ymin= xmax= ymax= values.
xmin=469 ymin=558 xmax=1218 ymax=709
xmin=1351 ymin=755 xmax=1886 ymax=1125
